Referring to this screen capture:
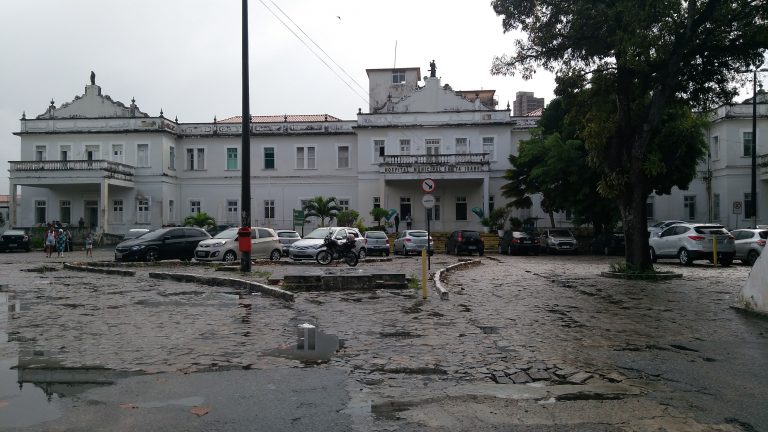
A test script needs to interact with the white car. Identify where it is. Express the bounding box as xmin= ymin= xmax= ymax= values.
xmin=648 ymin=220 xmax=686 ymax=237
xmin=288 ymin=227 xmax=365 ymax=260
xmin=194 ymin=227 xmax=282 ymax=262
xmin=649 ymin=223 xmax=735 ymax=265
